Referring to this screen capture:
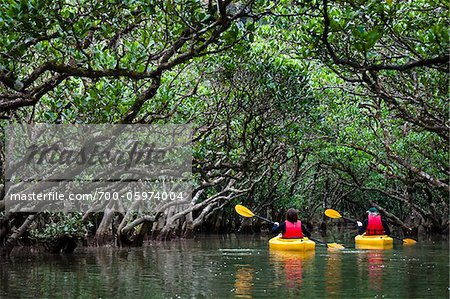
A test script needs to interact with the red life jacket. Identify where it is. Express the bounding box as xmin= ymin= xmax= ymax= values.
xmin=366 ymin=214 xmax=384 ymax=235
xmin=282 ymin=220 xmax=304 ymax=239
